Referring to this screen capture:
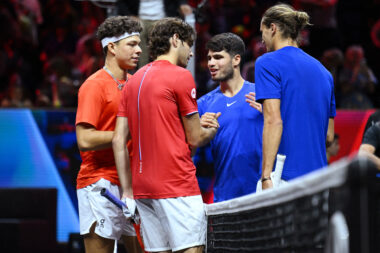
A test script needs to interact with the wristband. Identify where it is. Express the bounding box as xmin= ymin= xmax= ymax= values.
xmin=261 ymin=177 xmax=272 ymax=183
